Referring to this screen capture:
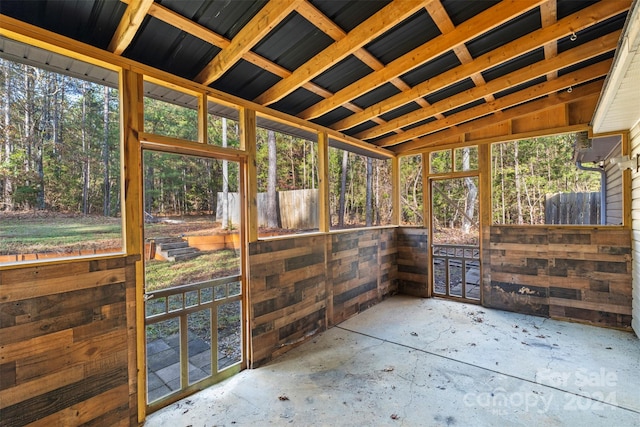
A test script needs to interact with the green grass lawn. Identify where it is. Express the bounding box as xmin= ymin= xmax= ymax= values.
xmin=0 ymin=214 xmax=123 ymax=255
xmin=144 ymin=248 xmax=240 ymax=291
